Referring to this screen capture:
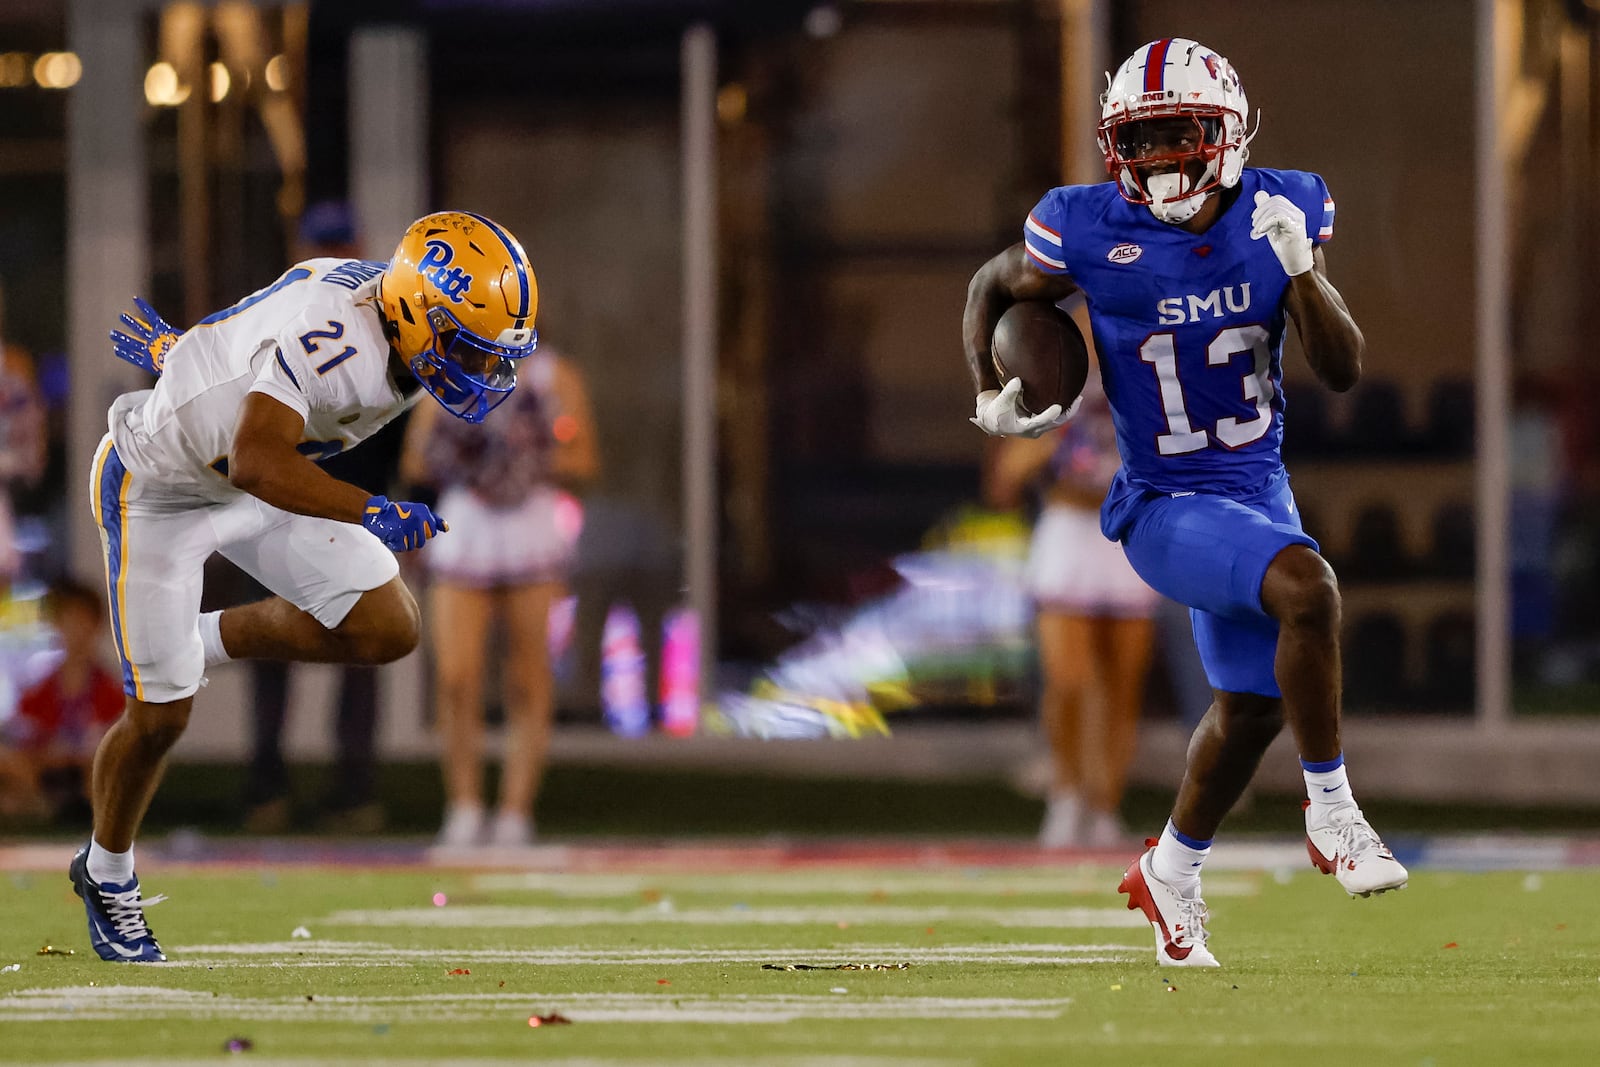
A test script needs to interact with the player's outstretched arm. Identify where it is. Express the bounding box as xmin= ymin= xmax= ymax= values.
xmin=961 ymin=243 xmax=1078 ymax=396
xmin=228 ymin=391 xmax=380 ymax=523
xmin=1284 ymin=246 xmax=1364 ymax=392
